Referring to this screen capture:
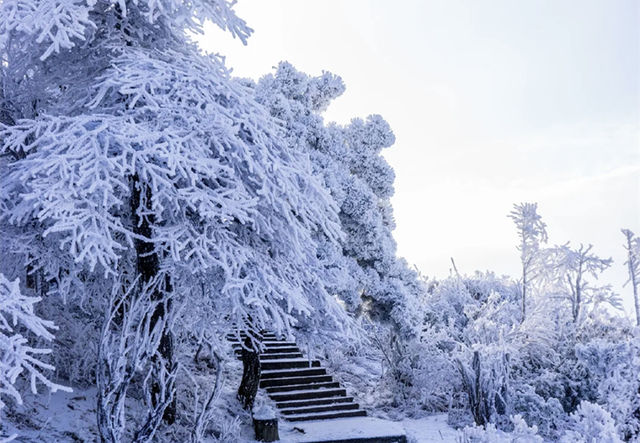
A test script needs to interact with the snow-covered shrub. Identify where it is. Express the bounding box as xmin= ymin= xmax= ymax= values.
xmin=510 ymin=414 xmax=544 ymax=442
xmin=574 ymin=323 xmax=640 ymax=440
xmin=456 ymin=415 xmax=542 ymax=443
xmin=457 ymin=422 xmax=504 ymax=443
xmin=560 ymin=401 xmax=622 ymax=443
xmin=510 ymin=384 xmax=567 ymax=439
xmin=0 ymin=274 xmax=70 ymax=410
